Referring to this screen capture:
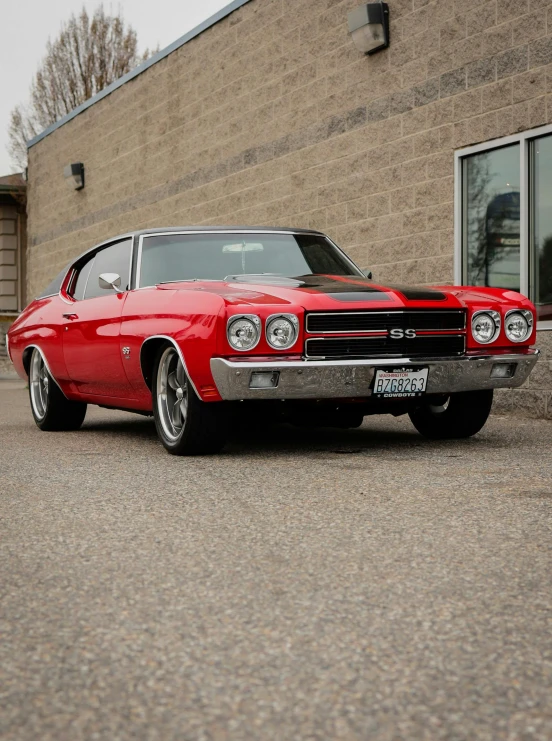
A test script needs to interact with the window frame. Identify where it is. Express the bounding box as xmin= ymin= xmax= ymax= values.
xmin=70 ymin=252 xmax=96 ymax=301
xmin=454 ymin=122 xmax=552 ymax=331
xmin=68 ymin=236 xmax=136 ymax=301
xmin=134 ymin=230 xmax=363 ymax=289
